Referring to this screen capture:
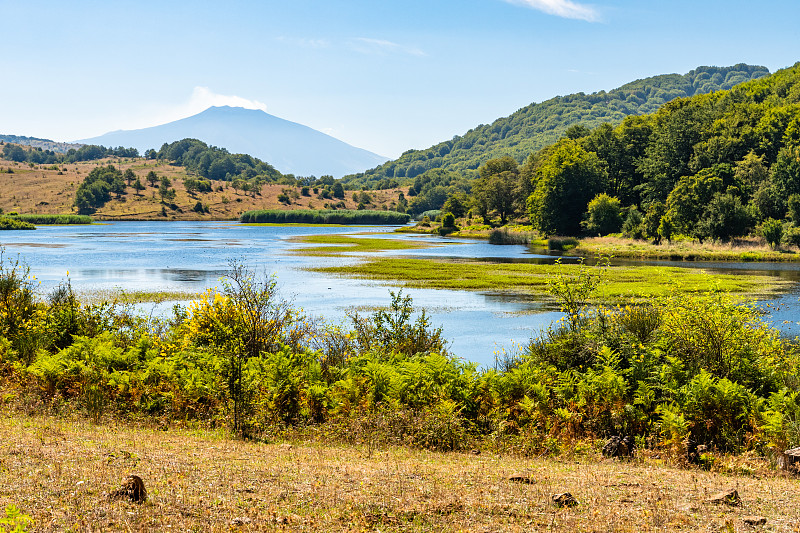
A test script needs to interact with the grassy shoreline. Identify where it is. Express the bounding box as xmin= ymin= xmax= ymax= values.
xmin=2 ymin=413 xmax=797 ymax=532
xmin=397 ymin=223 xmax=800 ymax=262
